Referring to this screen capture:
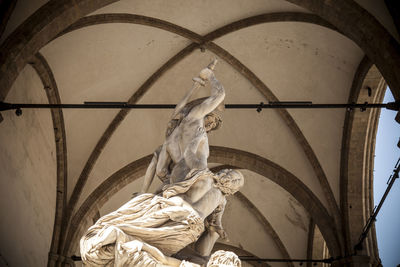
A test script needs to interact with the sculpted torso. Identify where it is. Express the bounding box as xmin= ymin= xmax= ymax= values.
xmin=168 ymin=173 xmax=223 ymax=220
xmin=141 ymin=66 xmax=224 ymax=193
xmin=165 ymin=118 xmax=209 ymax=169
xmin=162 ymin=168 xmax=244 ymax=257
